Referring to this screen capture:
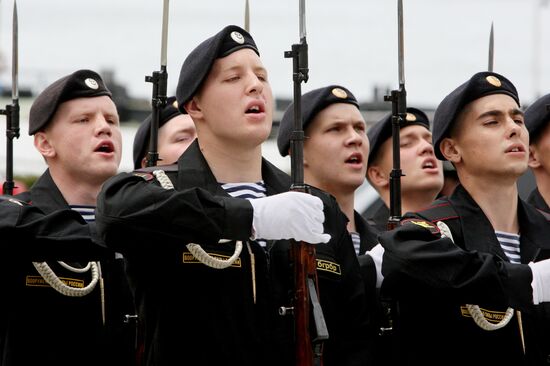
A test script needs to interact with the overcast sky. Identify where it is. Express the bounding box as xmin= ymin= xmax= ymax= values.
xmin=0 ymin=0 xmax=548 ymax=109
xmin=0 ymin=0 xmax=548 ymax=197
